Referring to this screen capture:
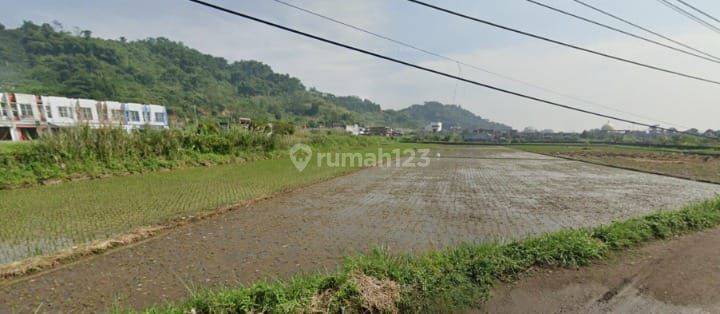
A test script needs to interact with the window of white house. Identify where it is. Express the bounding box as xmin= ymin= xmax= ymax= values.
xmin=19 ymin=104 xmax=33 ymax=119
xmin=143 ymin=111 xmax=151 ymax=122
xmin=58 ymin=106 xmax=72 ymax=118
xmin=154 ymin=112 xmax=166 ymax=123
xmin=11 ymin=104 xmax=19 ymax=119
xmin=111 ymin=109 xmax=124 ymax=121
xmin=127 ymin=111 xmax=140 ymax=122
xmin=79 ymin=107 xmax=93 ymax=121
xmin=45 ymin=106 xmax=53 ymax=119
